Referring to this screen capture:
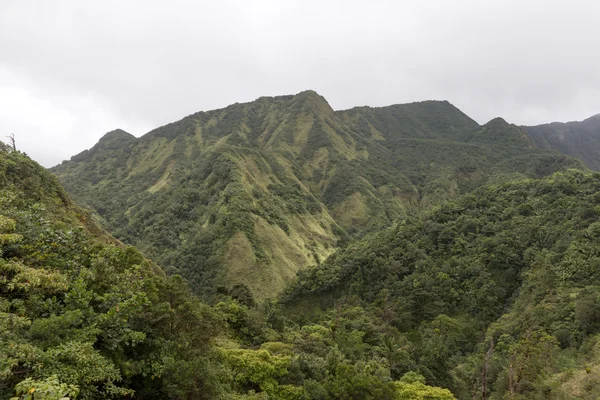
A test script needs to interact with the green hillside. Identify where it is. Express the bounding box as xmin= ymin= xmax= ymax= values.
xmin=0 ymin=142 xmax=226 ymax=399
xmin=5 ymin=139 xmax=600 ymax=399
xmin=51 ymin=91 xmax=582 ymax=301
xmin=285 ymin=169 xmax=600 ymax=399
xmin=523 ymin=114 xmax=600 ymax=170
xmin=0 ymin=142 xmax=457 ymax=400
